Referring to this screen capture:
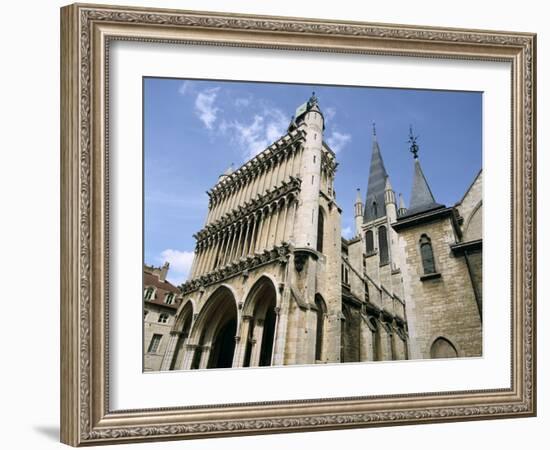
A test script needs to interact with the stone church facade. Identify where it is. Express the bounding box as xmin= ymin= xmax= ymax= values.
xmin=146 ymin=94 xmax=482 ymax=371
